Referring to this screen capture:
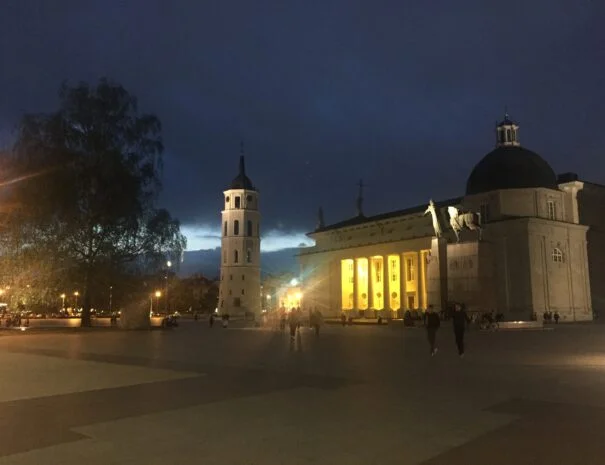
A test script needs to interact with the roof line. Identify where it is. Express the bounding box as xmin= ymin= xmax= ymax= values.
xmin=308 ymin=196 xmax=463 ymax=235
